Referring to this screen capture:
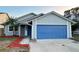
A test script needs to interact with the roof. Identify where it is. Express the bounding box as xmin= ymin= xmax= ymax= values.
xmin=16 ymin=13 xmax=44 ymax=24
xmin=16 ymin=13 xmax=37 ymax=20
xmin=4 ymin=11 xmax=76 ymax=26
xmin=2 ymin=13 xmax=38 ymax=26
xmin=16 ymin=13 xmax=37 ymax=22
xmin=29 ymin=11 xmax=76 ymax=24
